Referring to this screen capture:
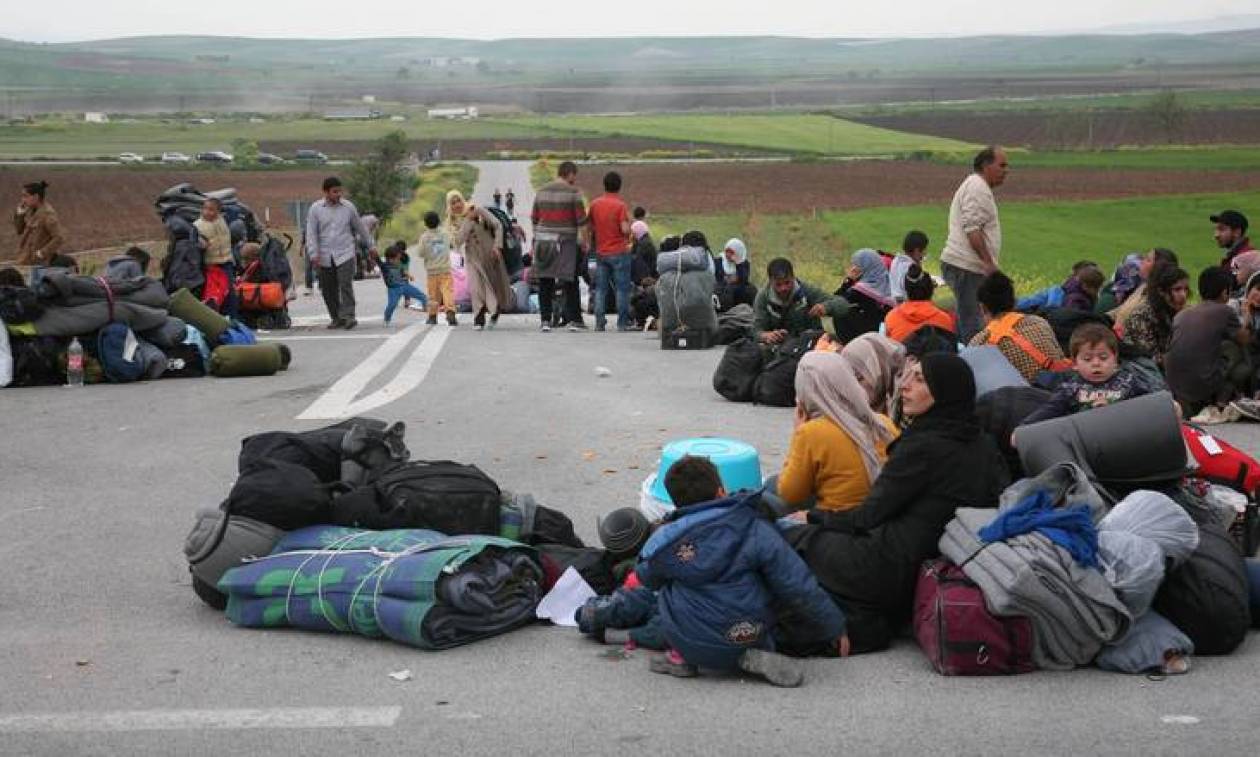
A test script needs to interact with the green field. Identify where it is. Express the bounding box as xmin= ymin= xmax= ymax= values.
xmin=514 ymin=114 xmax=977 ymax=156
xmin=380 ymin=163 xmax=479 ymax=245
xmin=652 ymin=190 xmax=1260 ymax=294
xmin=0 ymin=118 xmax=544 ymax=160
xmin=838 ymin=89 xmax=1260 ymax=117
xmin=989 ymin=146 xmax=1260 ymax=172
